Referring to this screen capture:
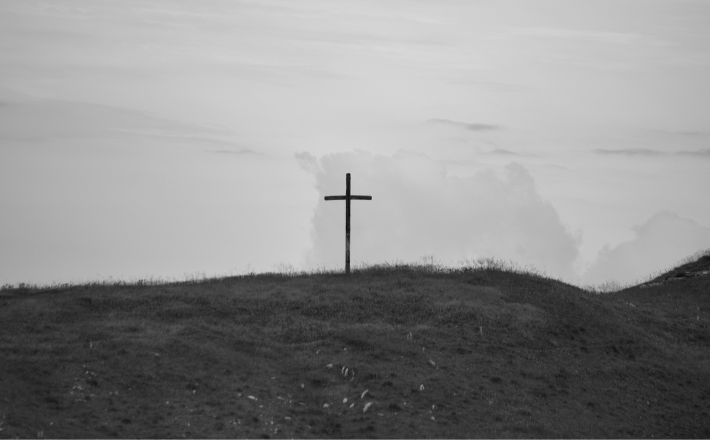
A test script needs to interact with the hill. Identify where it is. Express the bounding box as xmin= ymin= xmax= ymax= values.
xmin=1 ymin=261 xmax=709 ymax=438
